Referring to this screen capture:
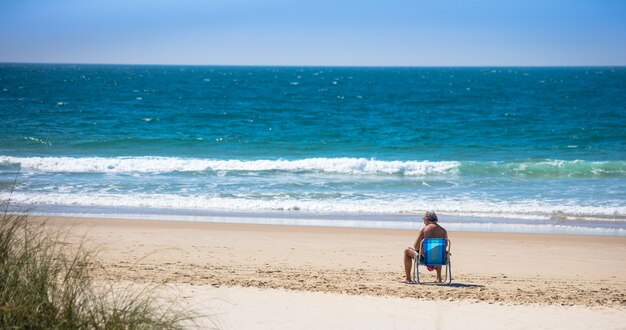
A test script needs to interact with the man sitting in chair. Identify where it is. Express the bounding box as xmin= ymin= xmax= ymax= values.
xmin=403 ymin=211 xmax=448 ymax=283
